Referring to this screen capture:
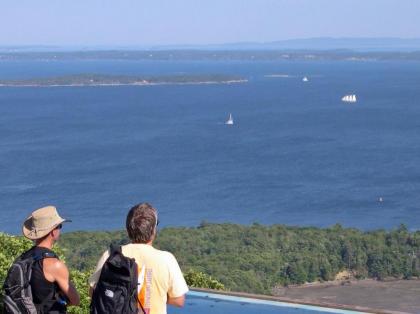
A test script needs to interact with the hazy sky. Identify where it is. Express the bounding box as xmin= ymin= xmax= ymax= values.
xmin=1 ymin=0 xmax=419 ymax=46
